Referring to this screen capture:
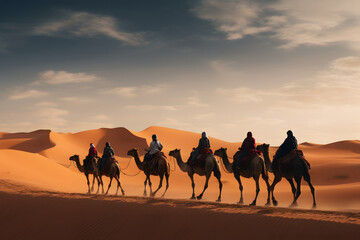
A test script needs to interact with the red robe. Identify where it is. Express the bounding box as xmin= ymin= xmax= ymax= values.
xmin=88 ymin=147 xmax=97 ymax=157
